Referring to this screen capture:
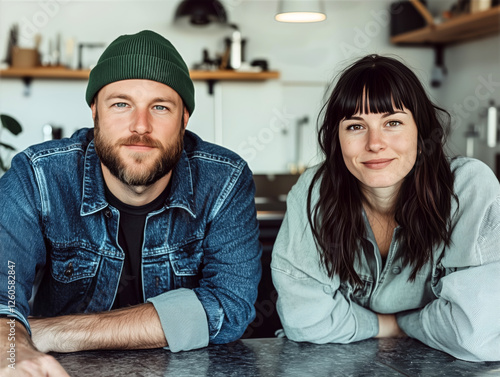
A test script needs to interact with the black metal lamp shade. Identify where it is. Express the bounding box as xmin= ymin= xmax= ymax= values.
xmin=174 ymin=0 xmax=228 ymax=26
